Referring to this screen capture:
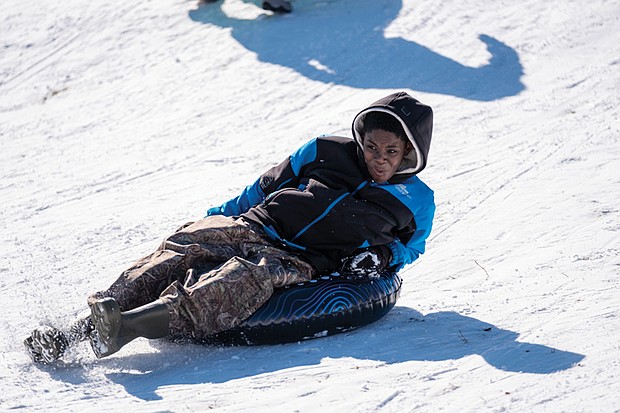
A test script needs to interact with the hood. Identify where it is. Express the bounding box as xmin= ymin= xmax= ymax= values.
xmin=352 ymin=91 xmax=433 ymax=175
